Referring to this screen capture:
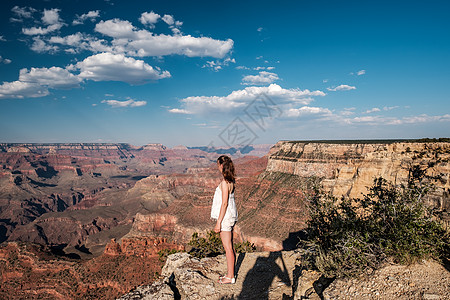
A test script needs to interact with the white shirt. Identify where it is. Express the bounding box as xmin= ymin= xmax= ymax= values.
xmin=210 ymin=183 xmax=238 ymax=222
